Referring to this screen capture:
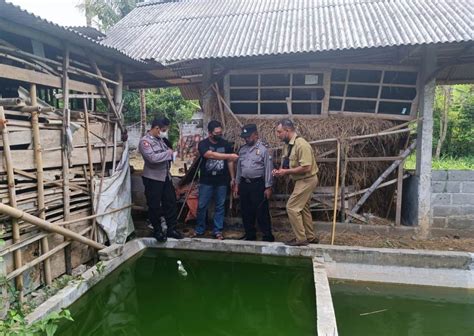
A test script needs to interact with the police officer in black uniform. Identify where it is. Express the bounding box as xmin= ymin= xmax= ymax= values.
xmin=234 ymin=124 xmax=275 ymax=242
